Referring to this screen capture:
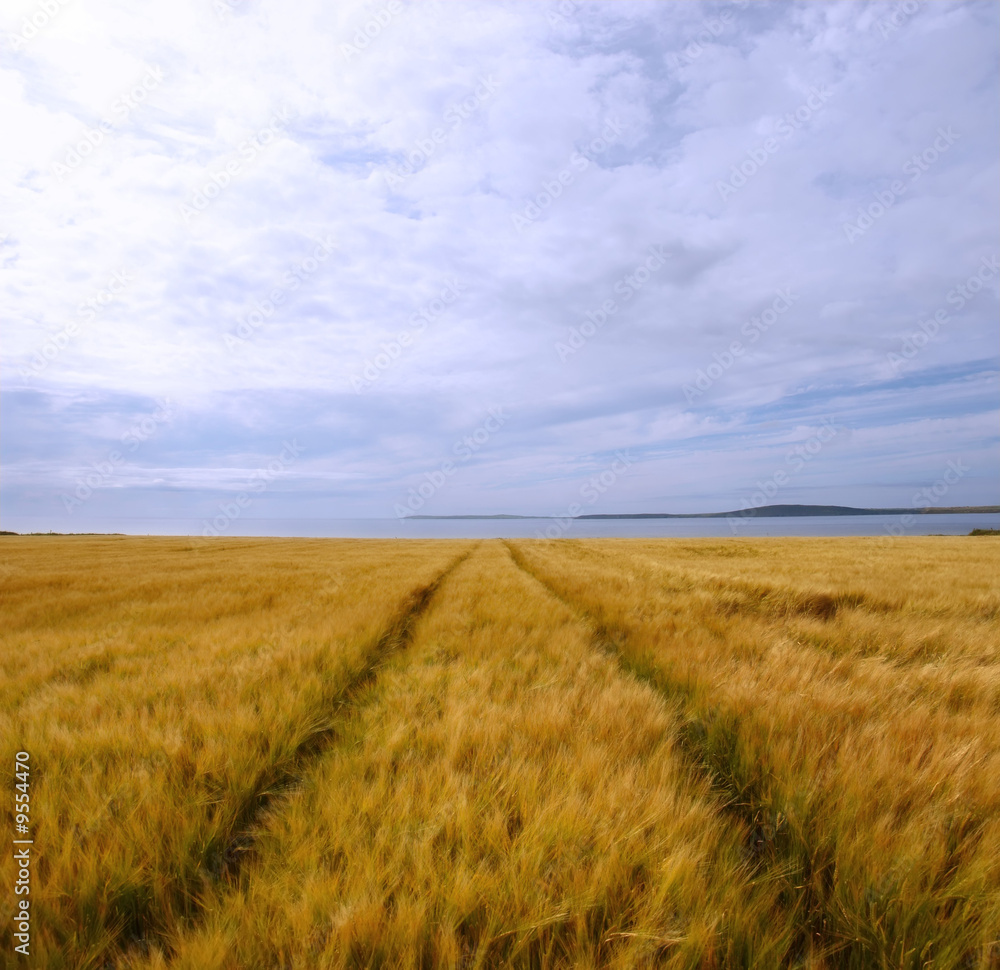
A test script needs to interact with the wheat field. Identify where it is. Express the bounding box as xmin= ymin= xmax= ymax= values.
xmin=1 ymin=535 xmax=998 ymax=969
